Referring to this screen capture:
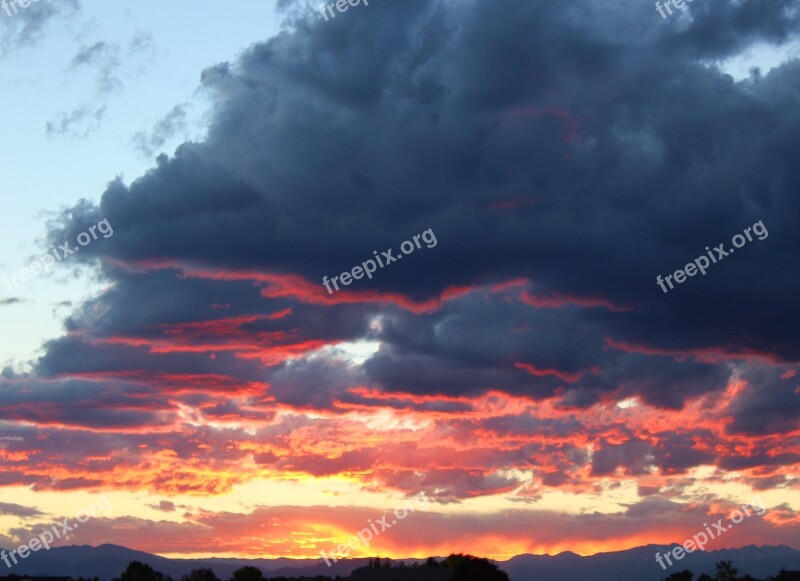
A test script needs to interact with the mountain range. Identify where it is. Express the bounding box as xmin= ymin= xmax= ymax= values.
xmin=0 ymin=543 xmax=798 ymax=581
